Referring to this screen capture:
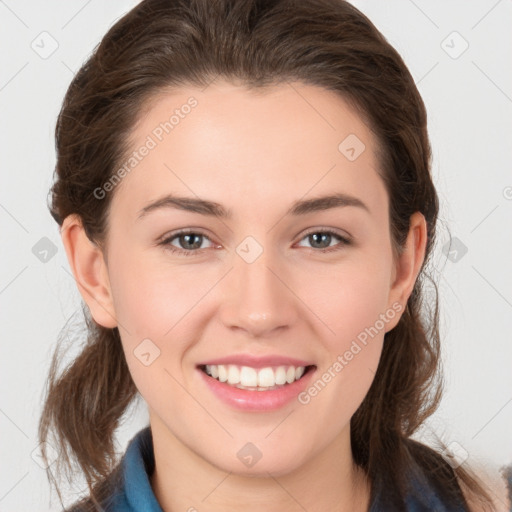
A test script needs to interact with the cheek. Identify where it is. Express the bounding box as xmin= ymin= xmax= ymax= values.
xmin=108 ymin=259 xmax=203 ymax=413
xmin=108 ymin=254 xmax=219 ymax=385
xmin=295 ymin=265 xmax=391 ymax=434
xmin=109 ymin=250 xmax=211 ymax=338
xmin=294 ymin=251 xmax=394 ymax=412
xmin=303 ymin=255 xmax=394 ymax=348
